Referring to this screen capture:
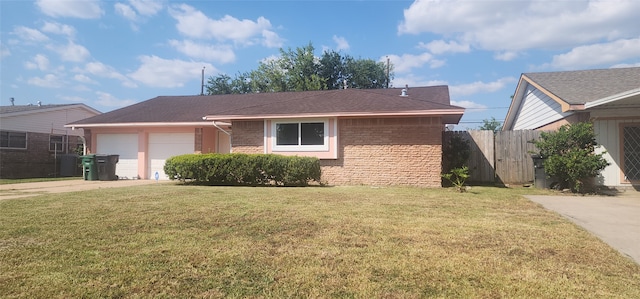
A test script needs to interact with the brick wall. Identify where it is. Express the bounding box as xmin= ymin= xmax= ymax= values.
xmin=321 ymin=117 xmax=443 ymax=187
xmin=231 ymin=120 xmax=264 ymax=154
xmin=0 ymin=132 xmax=82 ymax=178
xmin=230 ymin=117 xmax=445 ymax=187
